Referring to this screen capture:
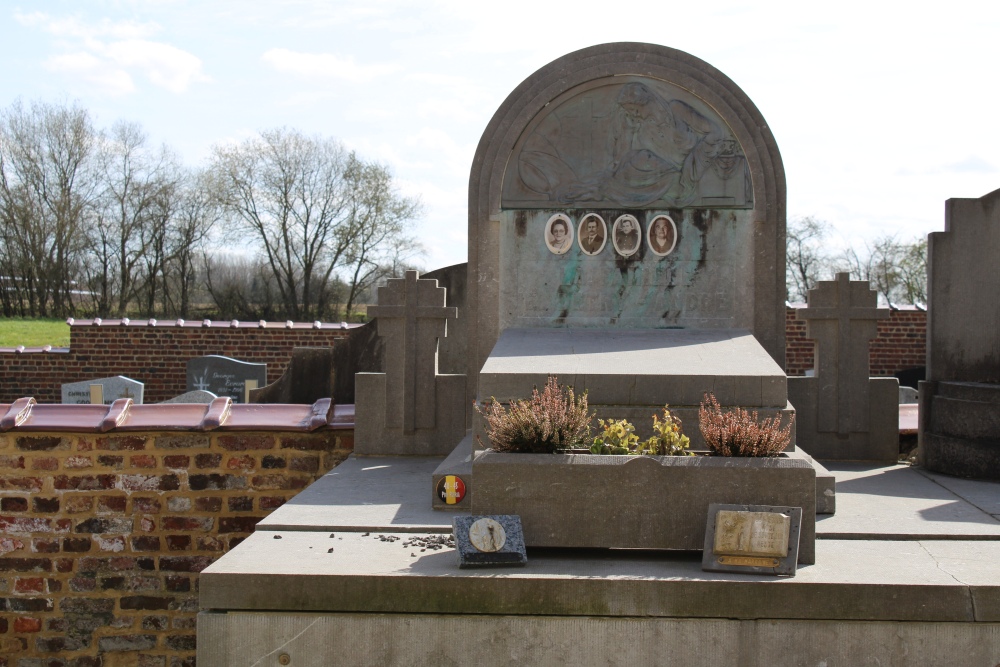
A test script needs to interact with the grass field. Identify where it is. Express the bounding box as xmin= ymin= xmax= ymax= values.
xmin=0 ymin=318 xmax=71 ymax=347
